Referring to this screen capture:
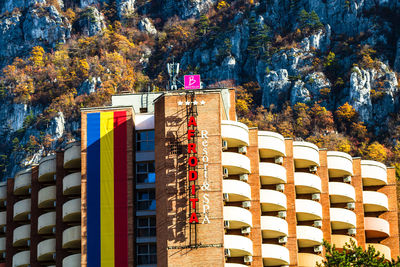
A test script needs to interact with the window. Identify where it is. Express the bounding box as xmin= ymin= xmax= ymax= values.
xmin=137 ymin=243 xmax=157 ymax=265
xmin=136 ymin=216 xmax=156 ymax=237
xmin=136 ymin=131 xmax=155 ymax=151
xmin=137 ymin=190 xmax=156 ymax=210
xmin=136 ymin=162 xmax=155 ymax=184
